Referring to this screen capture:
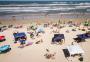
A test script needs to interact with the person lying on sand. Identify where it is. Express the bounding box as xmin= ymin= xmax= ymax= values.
xmin=66 ymin=30 xmax=69 ymax=33
xmin=35 ymin=39 xmax=43 ymax=44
